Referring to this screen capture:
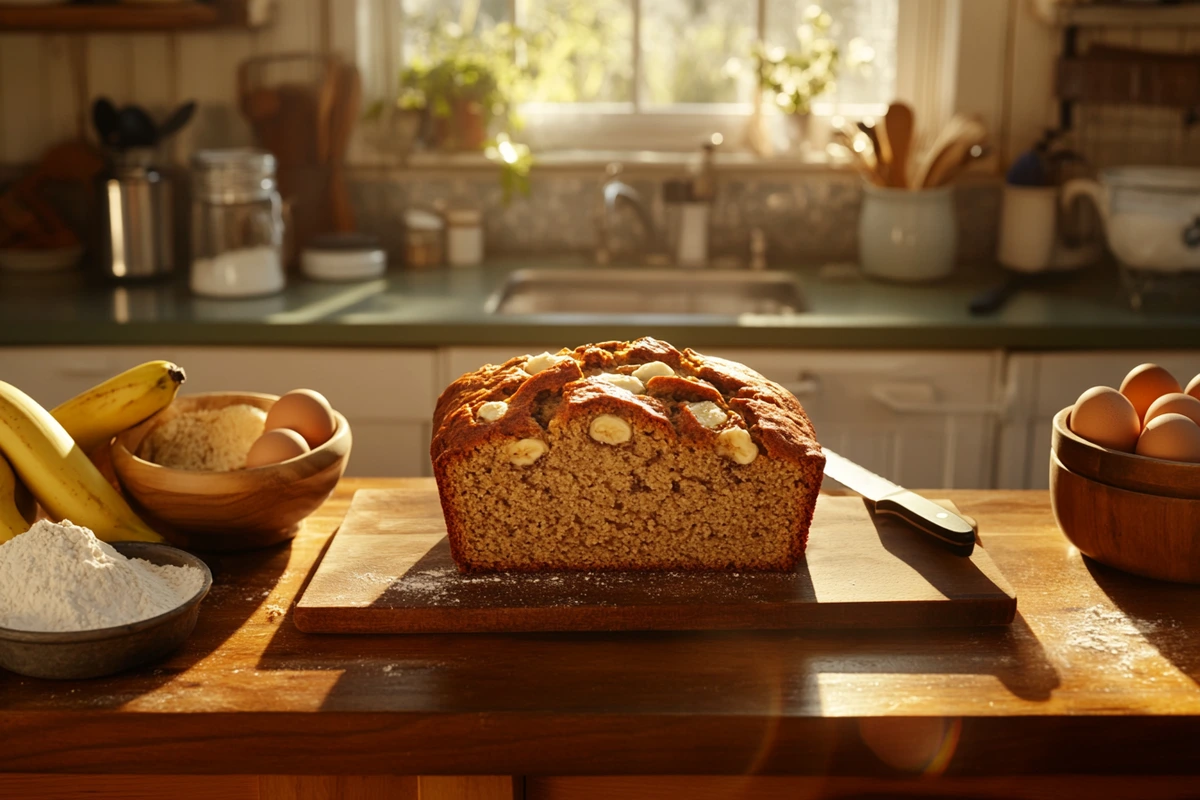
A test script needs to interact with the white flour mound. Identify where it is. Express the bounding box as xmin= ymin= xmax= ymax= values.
xmin=0 ymin=519 xmax=205 ymax=632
